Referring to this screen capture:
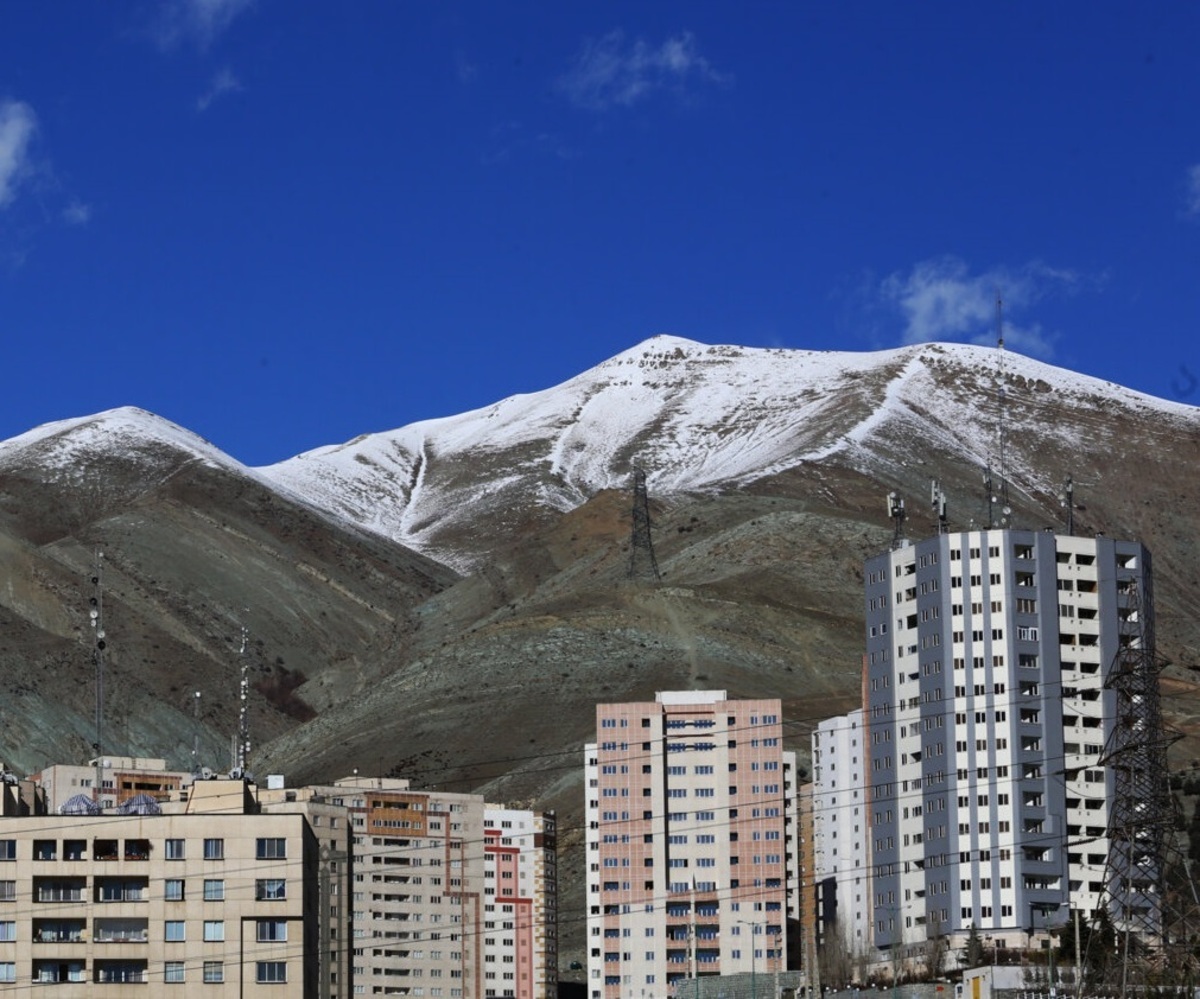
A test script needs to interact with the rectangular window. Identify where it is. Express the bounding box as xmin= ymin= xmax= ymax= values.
xmin=203 ymin=920 xmax=225 ymax=942
xmin=164 ymin=839 xmax=185 ymax=861
xmin=203 ymin=880 xmax=224 ymax=901
xmin=203 ymin=961 xmax=224 ymax=984
xmin=0 ymin=964 xmax=14 ymax=983
xmin=165 ymin=920 xmax=186 ymax=942
xmin=203 ymin=839 xmax=224 ymax=861
xmin=164 ymin=878 xmax=185 ymax=901
xmin=257 ymin=919 xmax=288 ymax=942
xmin=256 ymin=879 xmax=287 ymax=901
xmin=256 ymin=838 xmax=287 ymax=860
xmin=0 ymin=842 xmax=14 ymax=862
xmin=165 ymin=961 xmax=185 ymax=984
xmin=0 ymin=882 xmax=13 ymax=902
xmin=257 ymin=962 xmax=287 ymax=984
xmin=0 ymin=922 xmax=14 ymax=942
